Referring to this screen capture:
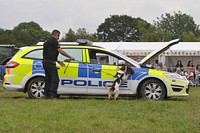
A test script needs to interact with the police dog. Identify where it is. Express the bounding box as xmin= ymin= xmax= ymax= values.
xmin=105 ymin=63 xmax=134 ymax=100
